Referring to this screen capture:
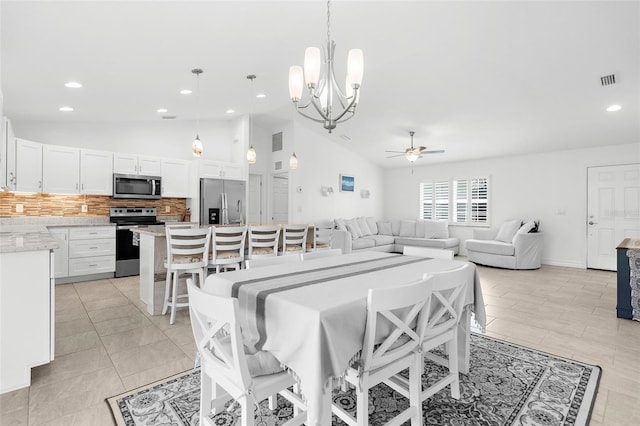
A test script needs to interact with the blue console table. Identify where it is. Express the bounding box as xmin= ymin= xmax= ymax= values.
xmin=616 ymin=238 xmax=640 ymax=320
